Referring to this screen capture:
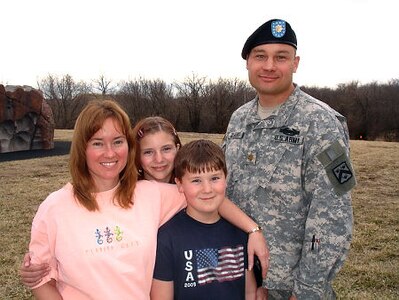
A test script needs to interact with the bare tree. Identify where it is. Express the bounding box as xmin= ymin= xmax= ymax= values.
xmin=370 ymin=80 xmax=399 ymax=141
xmin=305 ymin=80 xmax=399 ymax=141
xmin=173 ymin=73 xmax=207 ymax=132
xmin=203 ymin=78 xmax=254 ymax=133
xmin=115 ymin=78 xmax=175 ymax=126
xmin=142 ymin=80 xmax=172 ymax=113
xmin=115 ymin=79 xmax=147 ymax=124
xmin=35 ymin=73 xmax=399 ymax=140
xmin=93 ymin=75 xmax=115 ymax=96
xmin=38 ymin=74 xmax=93 ymax=128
